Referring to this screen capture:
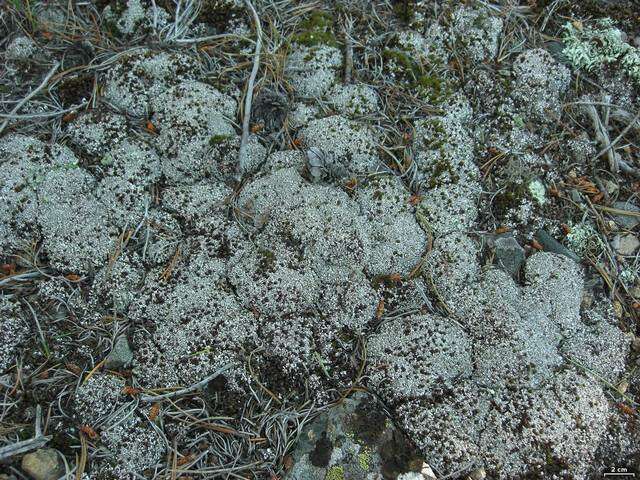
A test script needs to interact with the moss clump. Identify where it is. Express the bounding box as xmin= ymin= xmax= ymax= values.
xmin=196 ymin=0 xmax=243 ymax=30
xmin=96 ymin=0 xmax=126 ymax=14
xmin=383 ymin=49 xmax=450 ymax=103
xmin=393 ymin=0 xmax=416 ymax=23
xmin=426 ymin=156 xmax=460 ymax=189
xmin=257 ymin=248 xmax=276 ymax=272
xmin=383 ymin=48 xmax=421 ymax=79
xmin=325 ymin=465 xmax=344 ymax=480
xmin=421 ymin=119 xmax=447 ymax=149
xmin=291 ymin=11 xmax=338 ymax=47
xmin=100 ymin=154 xmax=114 ymax=166
xmin=416 ymin=74 xmax=442 ymax=93
xmin=209 ymin=134 xmax=232 ymax=145
xmin=57 ymin=75 xmax=94 ymax=107
xmin=493 ymin=183 xmax=527 ymax=218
